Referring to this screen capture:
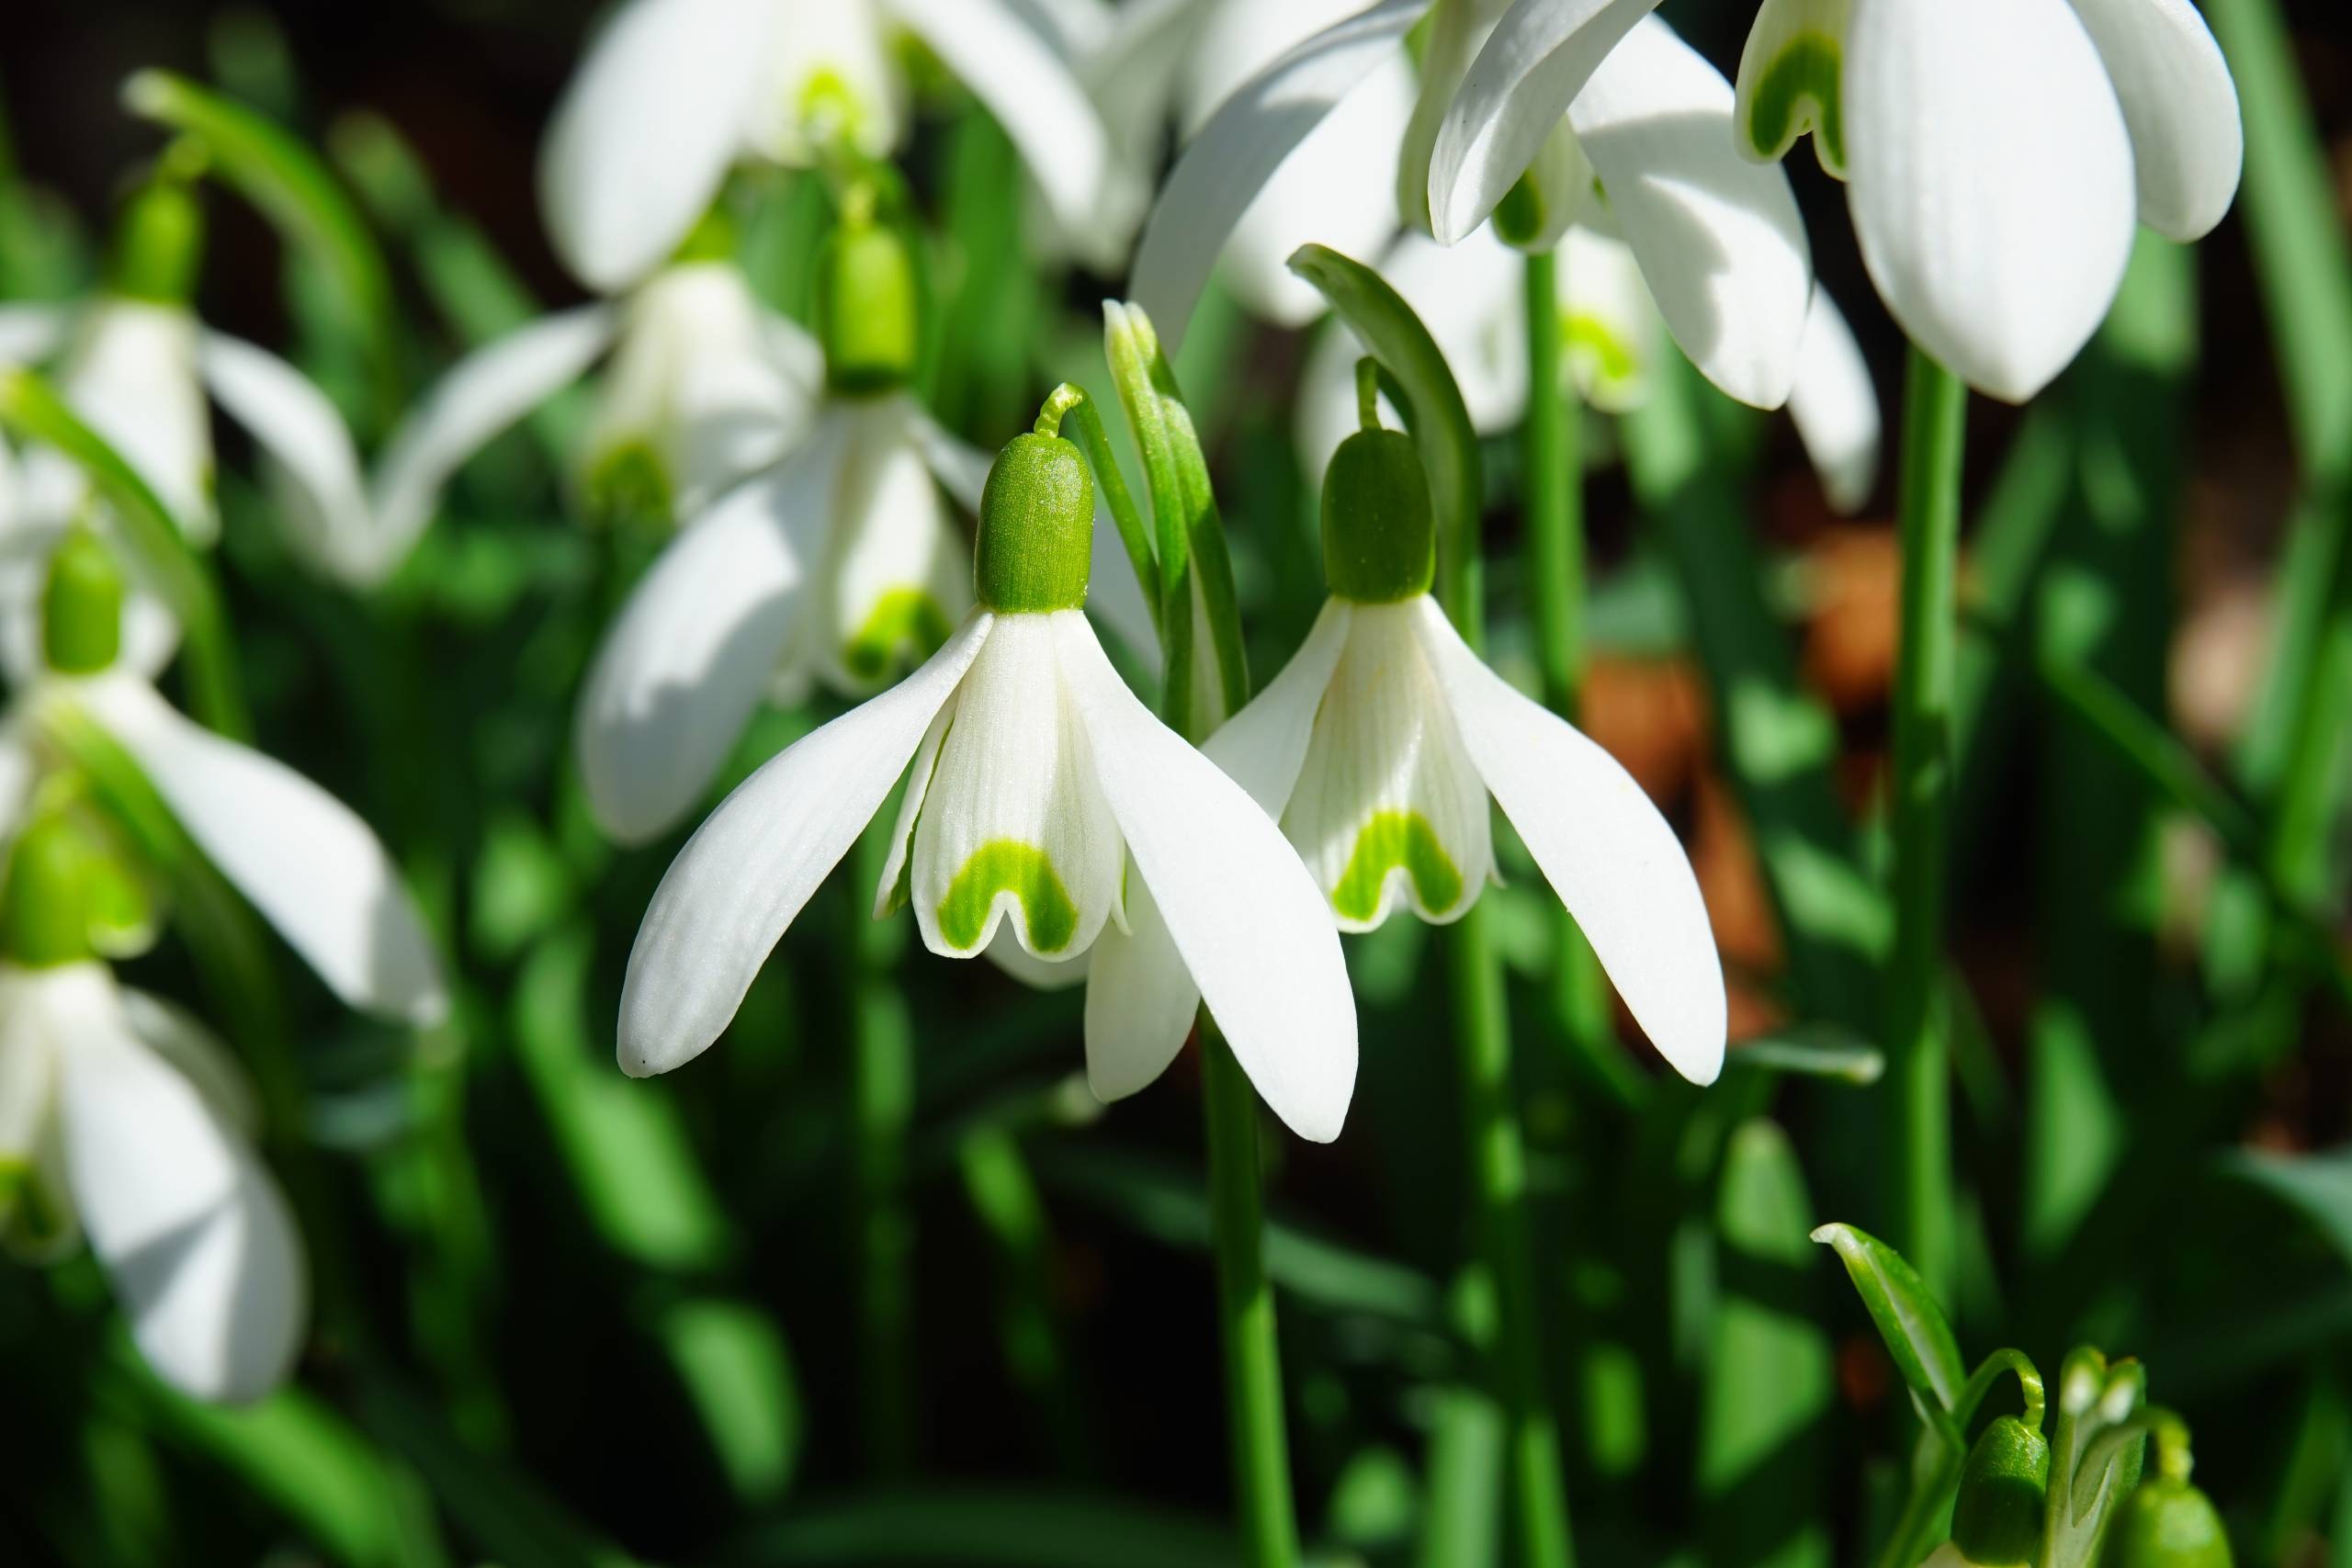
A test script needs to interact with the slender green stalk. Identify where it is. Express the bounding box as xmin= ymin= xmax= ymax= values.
xmin=1201 ymin=1027 xmax=1300 ymax=1568
xmin=1884 ymin=346 xmax=1968 ymax=1302
xmin=851 ymin=812 xmax=918 ymax=1478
